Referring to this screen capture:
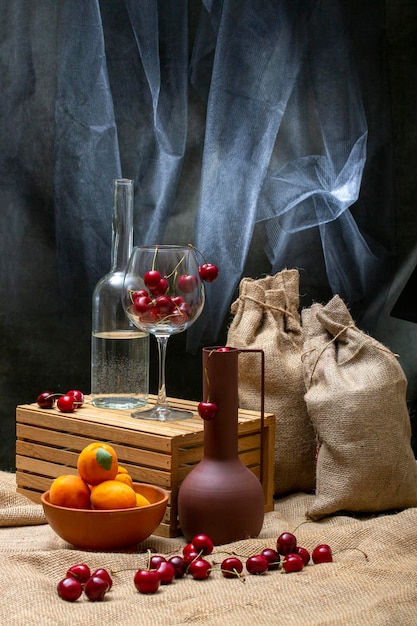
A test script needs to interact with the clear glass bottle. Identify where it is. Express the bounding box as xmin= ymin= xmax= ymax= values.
xmin=91 ymin=179 xmax=149 ymax=409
